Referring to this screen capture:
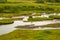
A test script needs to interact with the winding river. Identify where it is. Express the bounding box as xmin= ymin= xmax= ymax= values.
xmin=0 ymin=13 xmax=60 ymax=35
